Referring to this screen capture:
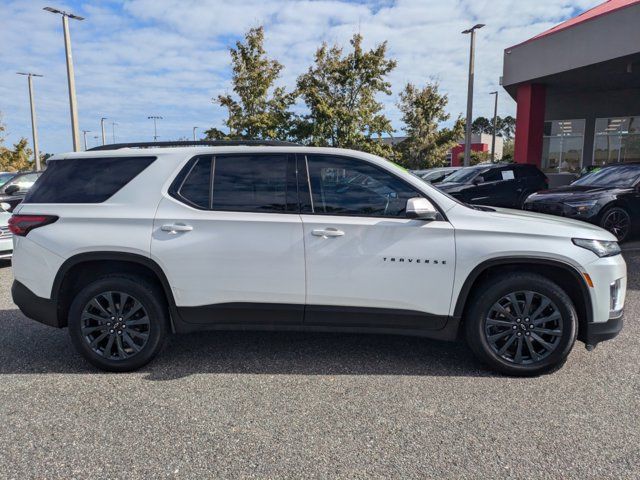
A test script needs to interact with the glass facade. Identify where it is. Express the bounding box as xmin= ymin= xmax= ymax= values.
xmin=593 ymin=116 xmax=640 ymax=165
xmin=541 ymin=119 xmax=585 ymax=174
